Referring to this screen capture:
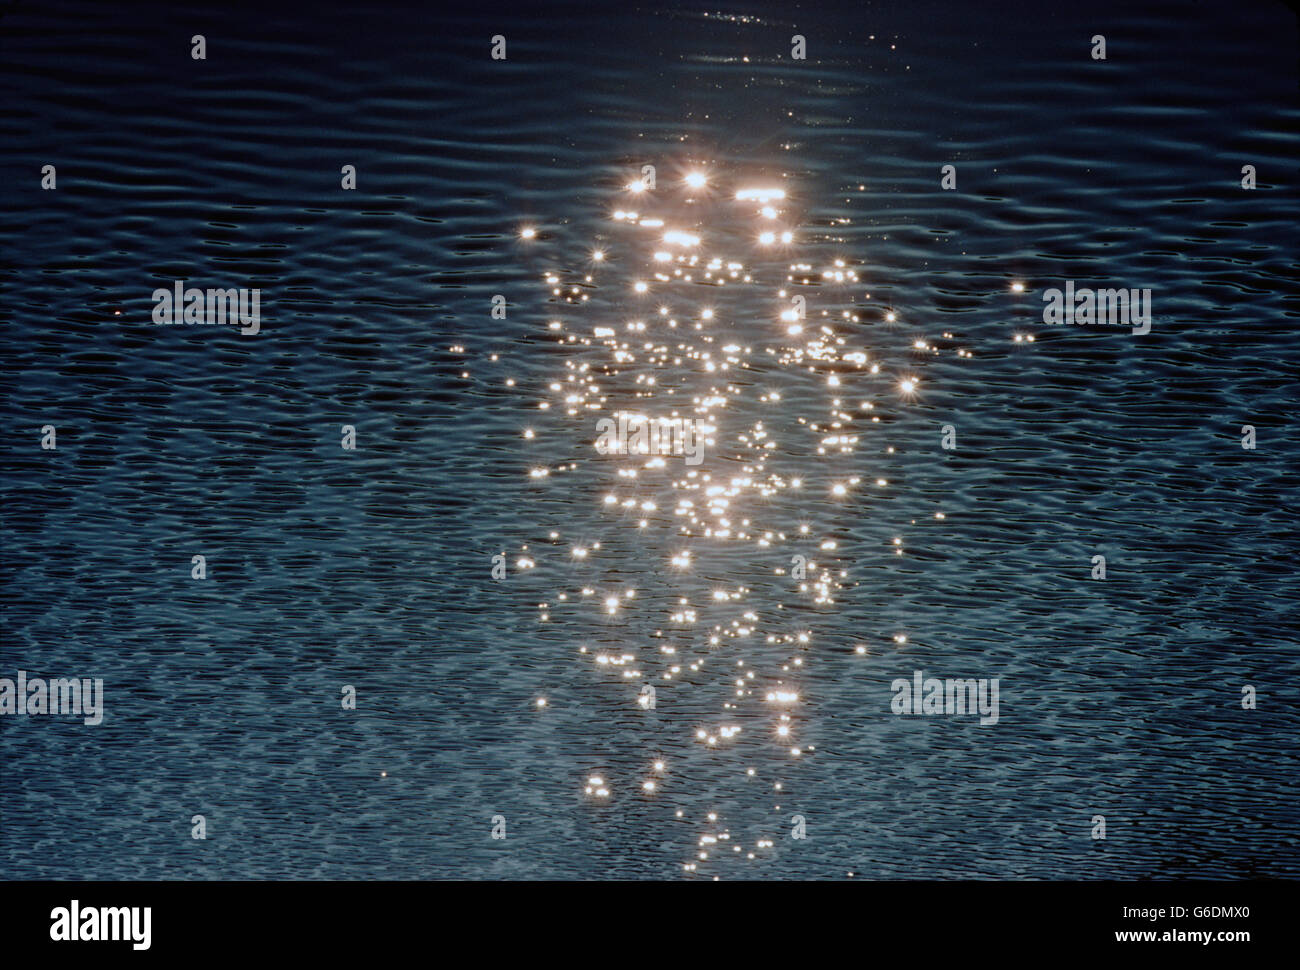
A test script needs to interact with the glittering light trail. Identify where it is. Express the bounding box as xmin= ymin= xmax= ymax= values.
xmin=503 ymin=160 xmax=971 ymax=877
